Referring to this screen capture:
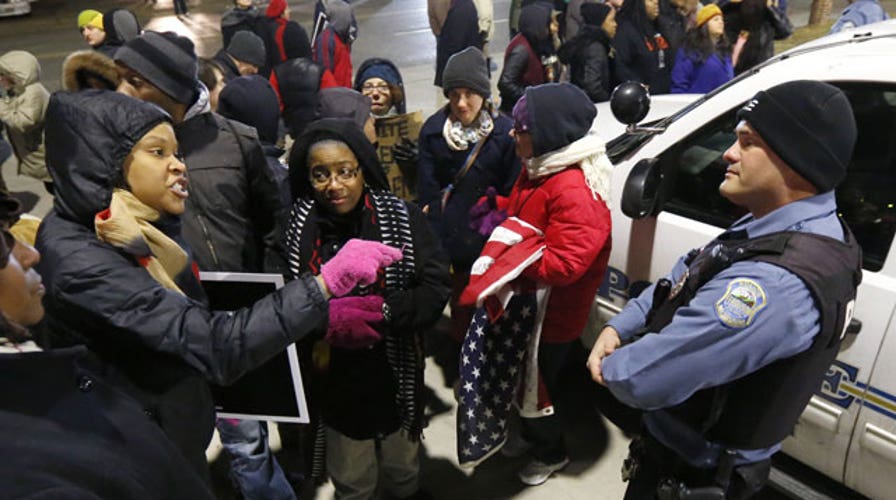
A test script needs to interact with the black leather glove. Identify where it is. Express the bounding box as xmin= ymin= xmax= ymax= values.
xmin=392 ymin=138 xmax=419 ymax=189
